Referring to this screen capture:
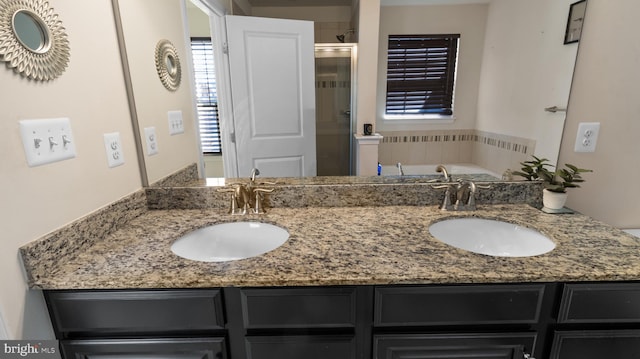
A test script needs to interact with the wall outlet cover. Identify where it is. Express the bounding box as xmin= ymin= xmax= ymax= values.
xmin=574 ymin=122 xmax=600 ymax=153
xmin=144 ymin=127 xmax=159 ymax=156
xmin=103 ymin=132 xmax=125 ymax=168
